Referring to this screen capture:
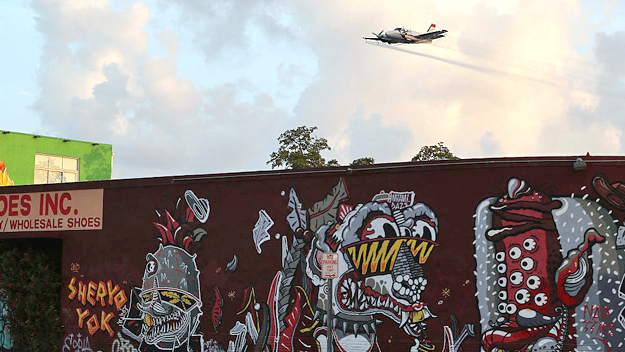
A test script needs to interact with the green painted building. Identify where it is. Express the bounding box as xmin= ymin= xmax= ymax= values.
xmin=0 ymin=130 xmax=112 ymax=186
